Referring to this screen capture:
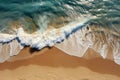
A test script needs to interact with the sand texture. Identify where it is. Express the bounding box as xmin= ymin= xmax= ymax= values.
xmin=0 ymin=47 xmax=120 ymax=80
